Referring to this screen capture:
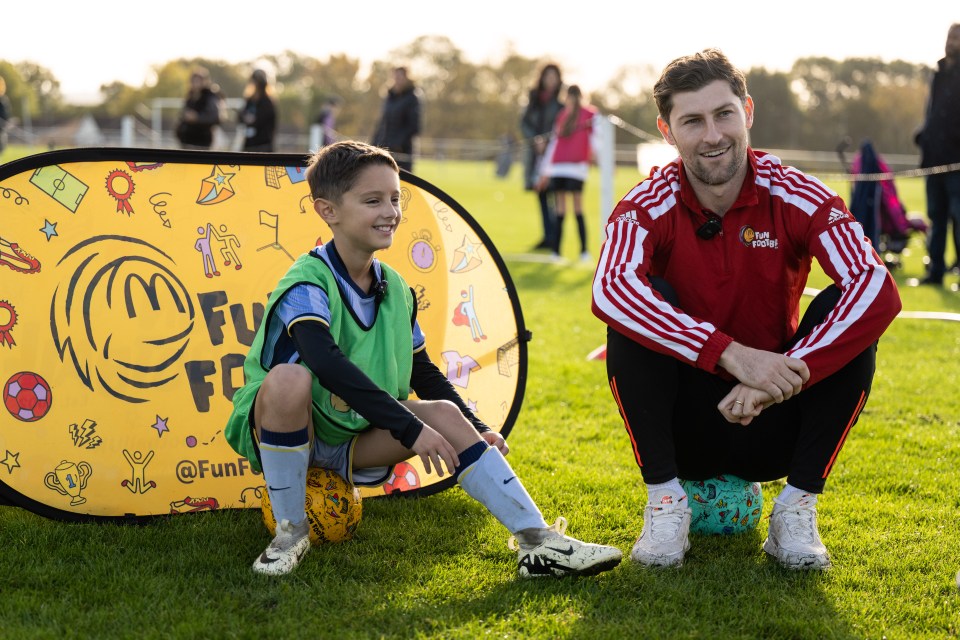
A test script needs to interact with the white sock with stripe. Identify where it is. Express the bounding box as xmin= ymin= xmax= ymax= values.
xmin=646 ymin=478 xmax=686 ymax=506
xmin=260 ymin=426 xmax=310 ymax=526
xmin=457 ymin=446 xmax=548 ymax=534
xmin=775 ymin=483 xmax=817 ymax=507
